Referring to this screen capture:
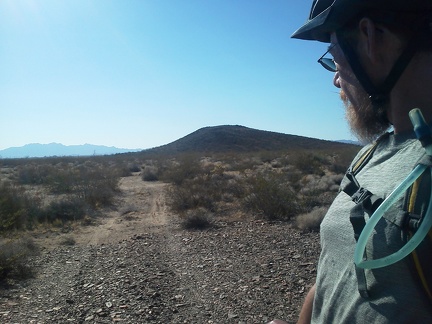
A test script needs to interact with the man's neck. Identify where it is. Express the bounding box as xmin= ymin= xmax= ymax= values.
xmin=388 ymin=54 xmax=432 ymax=134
